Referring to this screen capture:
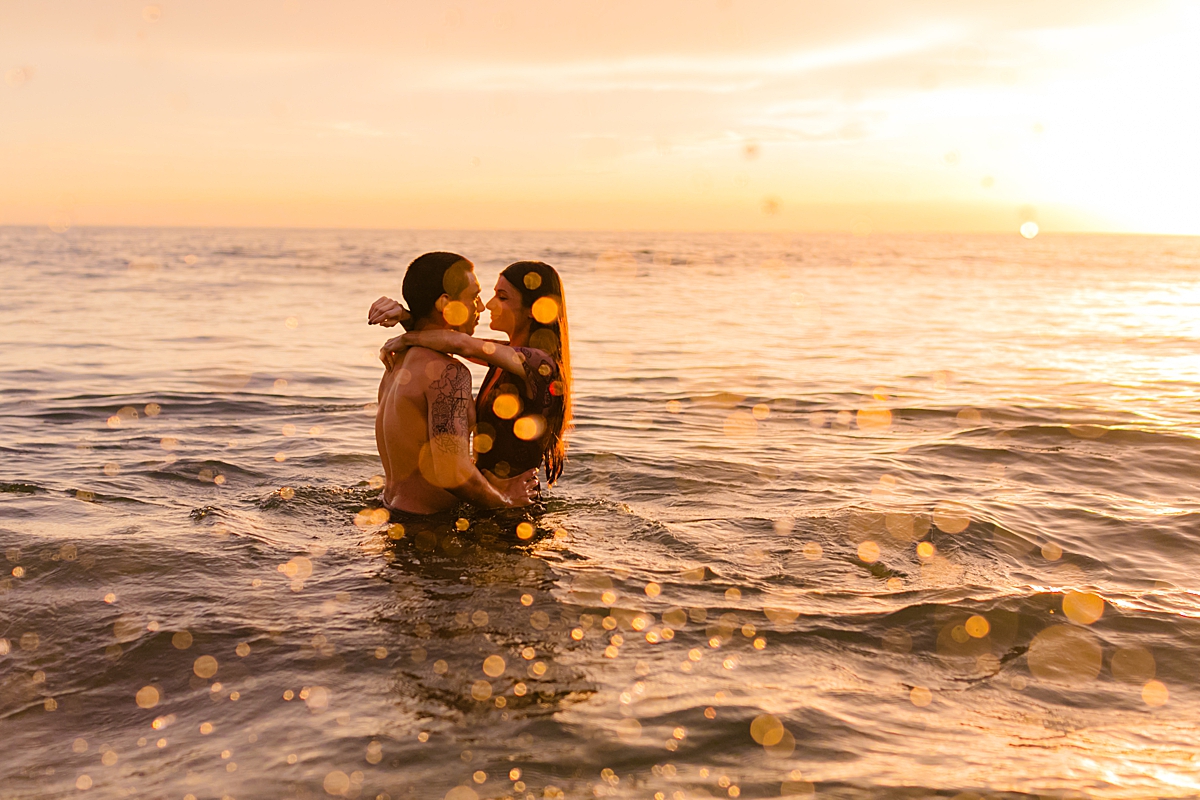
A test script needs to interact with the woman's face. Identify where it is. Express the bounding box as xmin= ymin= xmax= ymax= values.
xmin=486 ymin=276 xmax=528 ymax=337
